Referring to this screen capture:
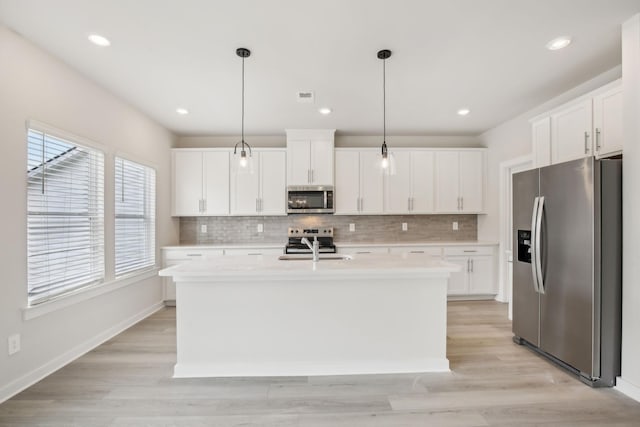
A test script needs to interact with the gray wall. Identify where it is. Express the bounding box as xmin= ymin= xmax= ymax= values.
xmin=180 ymin=214 xmax=477 ymax=245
